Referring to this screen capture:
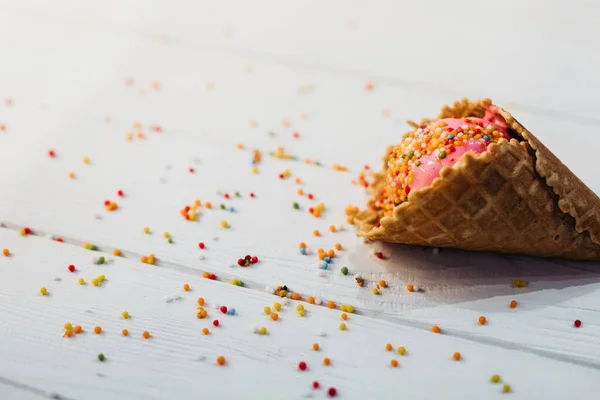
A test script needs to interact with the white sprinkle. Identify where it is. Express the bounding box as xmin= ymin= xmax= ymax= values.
xmin=214 ymin=303 xmax=221 ymax=310
xmin=198 ymin=255 xmax=205 ymax=260
xmin=432 ymin=247 xmax=439 ymax=255
xmin=317 ymin=270 xmax=327 ymax=278
xmin=281 ymin=298 xmax=289 ymax=306
xmin=317 ymin=330 xmax=327 ymax=337
xmin=314 ymin=298 xmax=322 ymax=305
xmin=286 ymin=291 xmax=293 ymax=298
